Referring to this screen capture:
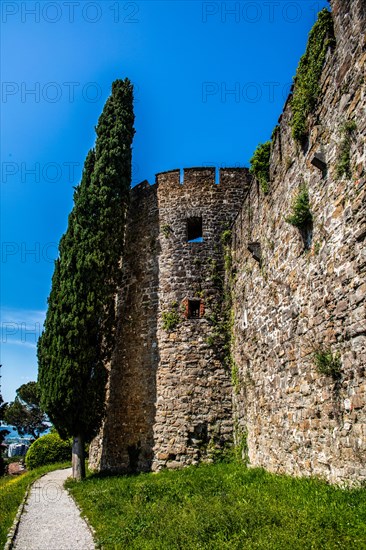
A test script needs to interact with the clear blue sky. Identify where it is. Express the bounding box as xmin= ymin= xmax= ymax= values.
xmin=1 ymin=0 xmax=328 ymax=401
